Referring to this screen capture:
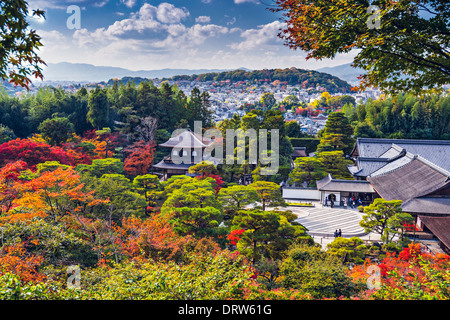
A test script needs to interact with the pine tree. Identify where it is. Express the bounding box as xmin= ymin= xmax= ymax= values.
xmin=317 ymin=112 xmax=355 ymax=155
